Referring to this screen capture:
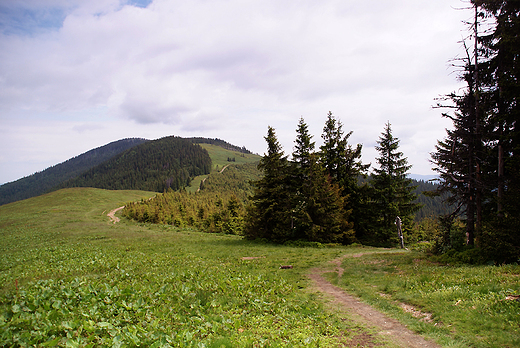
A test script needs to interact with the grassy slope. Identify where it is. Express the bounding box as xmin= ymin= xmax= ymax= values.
xmin=2 ymin=188 xmax=517 ymax=347
xmin=187 ymin=144 xmax=261 ymax=193
xmin=0 ymin=188 xmax=384 ymax=347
